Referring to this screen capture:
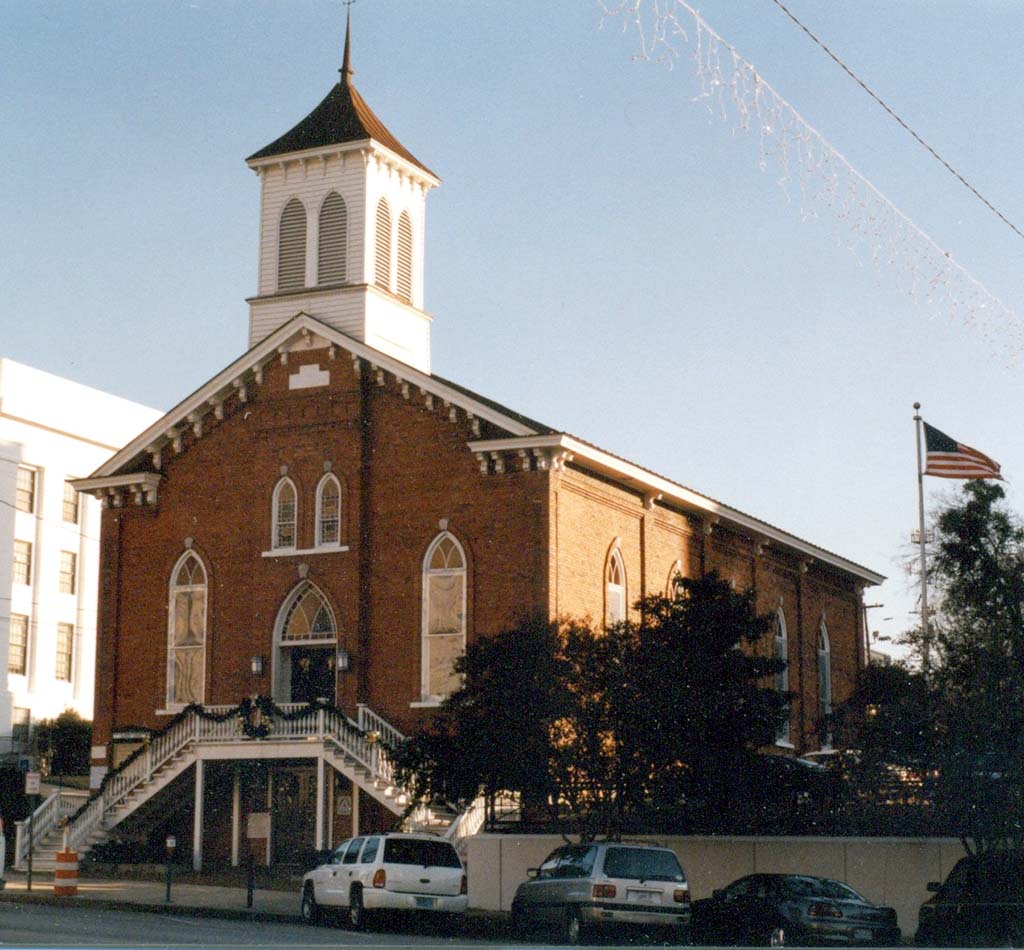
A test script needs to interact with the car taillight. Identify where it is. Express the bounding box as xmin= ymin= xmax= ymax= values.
xmin=372 ymin=868 xmax=386 ymax=888
xmin=673 ymin=889 xmax=690 ymax=904
xmin=460 ymin=874 xmax=467 ymax=895
xmin=807 ymin=902 xmax=842 ymax=918
xmin=593 ymin=883 xmax=617 ymax=899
